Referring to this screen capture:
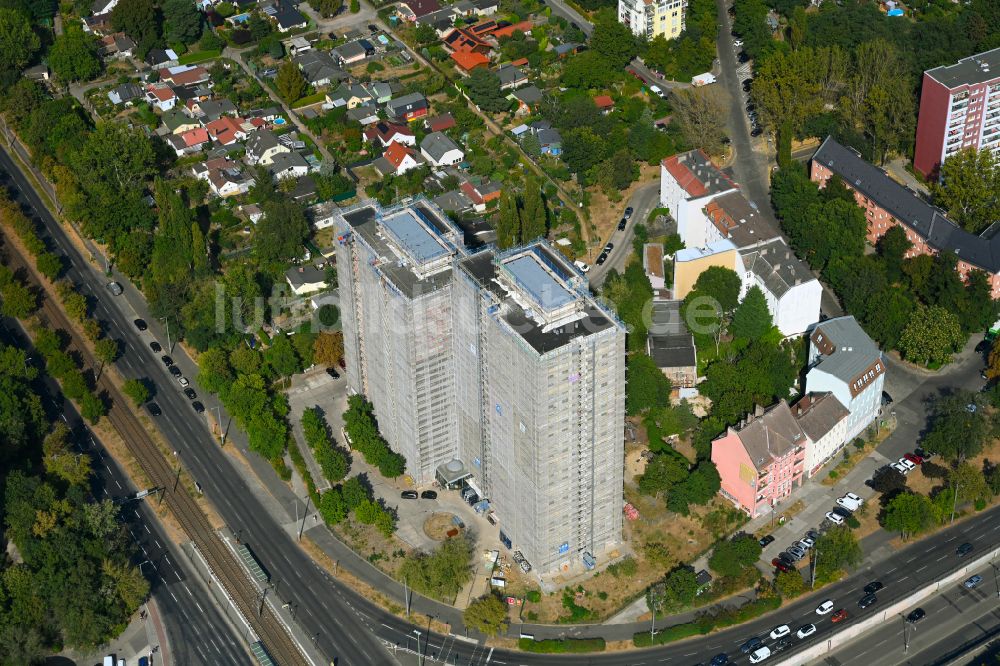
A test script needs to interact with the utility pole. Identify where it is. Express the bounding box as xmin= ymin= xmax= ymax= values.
xmin=951 ymin=480 xmax=961 ymax=524
xmin=298 ymin=494 xmax=311 ymax=540
xmin=413 ymin=630 xmax=423 ymax=666
xmin=404 ymin=576 xmax=410 ymax=617
xmin=213 ymin=406 xmax=226 ymax=445
xmin=650 ymin=606 xmax=656 ymax=642
xmin=258 ymin=588 xmax=267 ymax=617
xmin=901 ymin=614 xmax=908 ymax=653
xmin=811 ymin=550 xmax=819 ymax=589
xmin=160 ymin=317 xmax=172 ymax=353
